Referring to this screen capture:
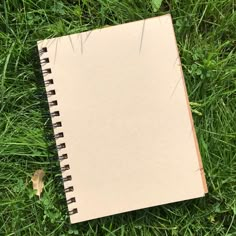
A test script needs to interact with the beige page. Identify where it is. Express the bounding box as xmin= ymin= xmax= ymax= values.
xmin=38 ymin=14 xmax=207 ymax=224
